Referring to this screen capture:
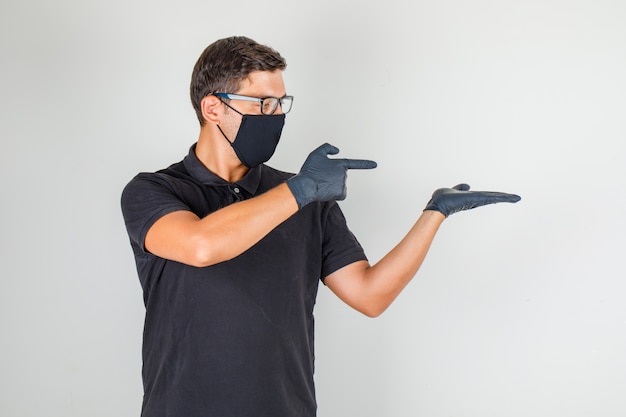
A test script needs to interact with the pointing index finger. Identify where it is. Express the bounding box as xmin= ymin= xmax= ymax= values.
xmin=342 ymin=158 xmax=378 ymax=170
